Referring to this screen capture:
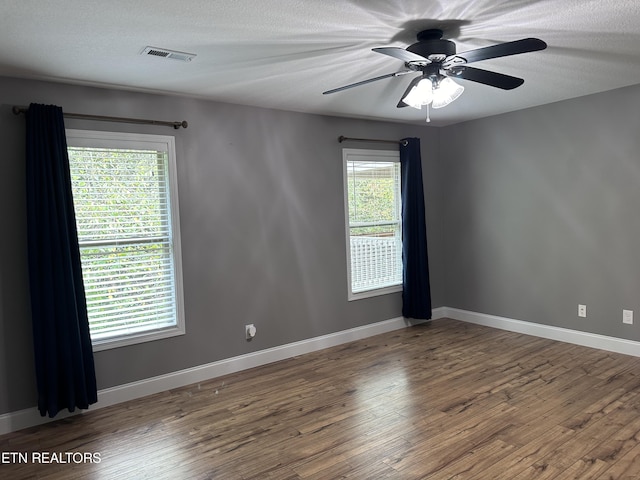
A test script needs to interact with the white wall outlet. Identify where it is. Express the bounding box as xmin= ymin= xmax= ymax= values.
xmin=578 ymin=304 xmax=587 ymax=318
xmin=245 ymin=324 xmax=257 ymax=340
xmin=623 ymin=310 xmax=633 ymax=325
